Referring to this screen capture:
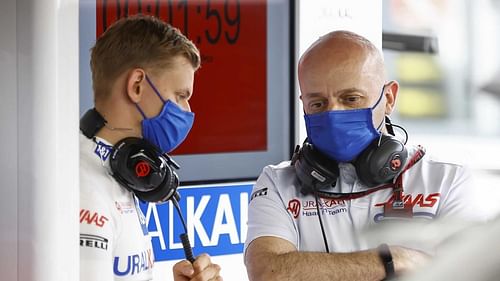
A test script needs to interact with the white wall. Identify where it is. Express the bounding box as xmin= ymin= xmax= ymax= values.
xmin=0 ymin=0 xmax=19 ymax=279
xmin=0 ymin=0 xmax=80 ymax=280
